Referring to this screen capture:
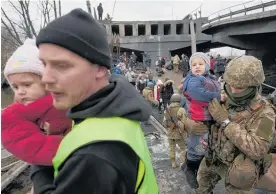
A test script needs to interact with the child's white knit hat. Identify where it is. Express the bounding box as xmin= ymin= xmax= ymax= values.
xmin=4 ymin=38 xmax=44 ymax=82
